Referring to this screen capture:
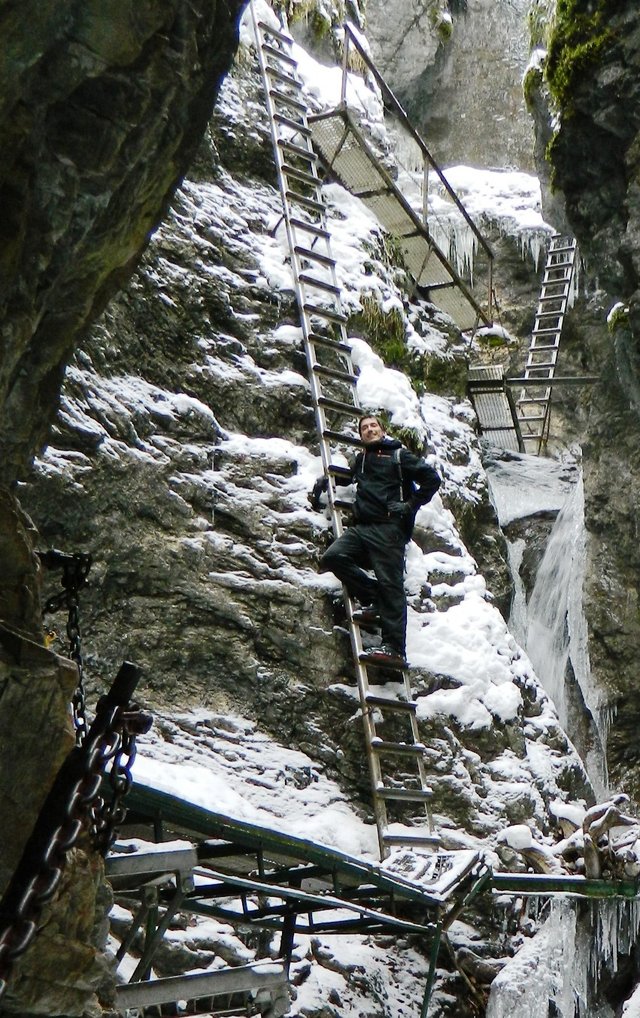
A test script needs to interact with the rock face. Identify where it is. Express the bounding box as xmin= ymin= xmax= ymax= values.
xmin=365 ymin=0 xmax=535 ymax=170
xmin=0 ymin=0 xmax=244 ymax=485
xmin=0 ymin=3 xmax=245 ymax=1014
